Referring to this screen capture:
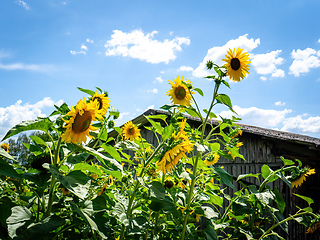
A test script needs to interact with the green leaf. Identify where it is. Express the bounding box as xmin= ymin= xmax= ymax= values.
xmin=293 ymin=193 xmax=314 ymax=206
xmin=48 ymin=165 xmax=91 ymax=199
xmin=146 ymin=114 xmax=168 ymax=122
xmin=261 ymin=165 xmax=278 ymax=183
xmin=77 ymin=87 xmax=95 ymax=96
xmin=216 ymin=94 xmax=235 ymax=113
xmin=115 ymin=140 xmax=139 ymax=151
xmin=213 ymin=167 xmax=235 ymax=189
xmin=201 ymin=206 xmax=219 ymax=219
xmin=148 ymin=196 xmax=176 ymax=212
xmin=221 ymin=80 xmax=231 ymax=89
xmin=2 ymin=117 xmax=53 ymax=141
xmin=127 ymin=216 xmax=149 ymax=235
xmin=209 ymin=142 xmax=220 ymax=151
xmin=29 ymin=135 xmax=48 ymax=148
xmin=295 ymin=159 xmax=302 ymax=167
xmin=145 ymin=117 xmax=163 ymax=135
xmin=239 ymin=228 xmax=254 ymax=240
xmin=237 ymin=173 xmax=260 ymax=182
xmin=22 ymin=143 xmax=43 ymax=156
xmin=280 ymin=156 xmax=295 ymax=166
xmin=149 ymin=181 xmax=165 ymax=200
xmin=101 ymin=143 xmax=122 ymax=162
xmin=0 ymin=147 xmax=15 ymax=161
xmin=204 ymin=220 xmax=218 ymax=240
xmin=17 ymin=215 xmax=66 ymax=240
xmin=6 ymin=206 xmax=32 ymax=239
xmin=274 ymin=187 xmax=286 ymax=213
xmin=109 ymin=111 xmax=120 ymax=119
xmin=160 ymin=104 xmax=180 ymax=110
xmin=203 ymin=109 xmax=217 ymax=119
xmin=207 ymin=192 xmax=223 ymax=207
xmin=185 ymin=107 xmax=201 ymax=118
xmin=193 ymin=88 xmax=204 ymax=96
xmin=82 ymin=145 xmax=123 ymax=171
xmin=50 ymin=102 xmax=70 ymax=116
xmin=162 ymin=125 xmax=174 ymax=141
xmin=0 ymin=157 xmax=21 ymax=179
